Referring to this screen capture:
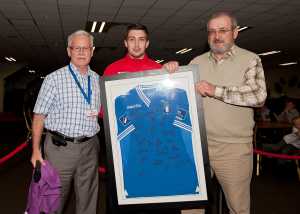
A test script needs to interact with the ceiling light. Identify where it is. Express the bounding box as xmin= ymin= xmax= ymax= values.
xmin=86 ymin=21 xmax=131 ymax=34
xmin=258 ymin=50 xmax=281 ymax=56
xmin=237 ymin=26 xmax=249 ymax=32
xmin=99 ymin=22 xmax=106 ymax=33
xmin=5 ymin=57 xmax=16 ymax=62
xmin=91 ymin=21 xmax=97 ymax=33
xmin=279 ymin=62 xmax=298 ymax=66
xmin=29 ymin=70 xmax=36 ymax=73
xmin=176 ymin=48 xmax=187 ymax=54
xmin=155 ymin=59 xmax=165 ymax=63
xmin=180 ymin=48 xmax=193 ymax=54
xmin=5 ymin=57 xmax=12 ymax=62
xmin=176 ymin=48 xmax=192 ymax=54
